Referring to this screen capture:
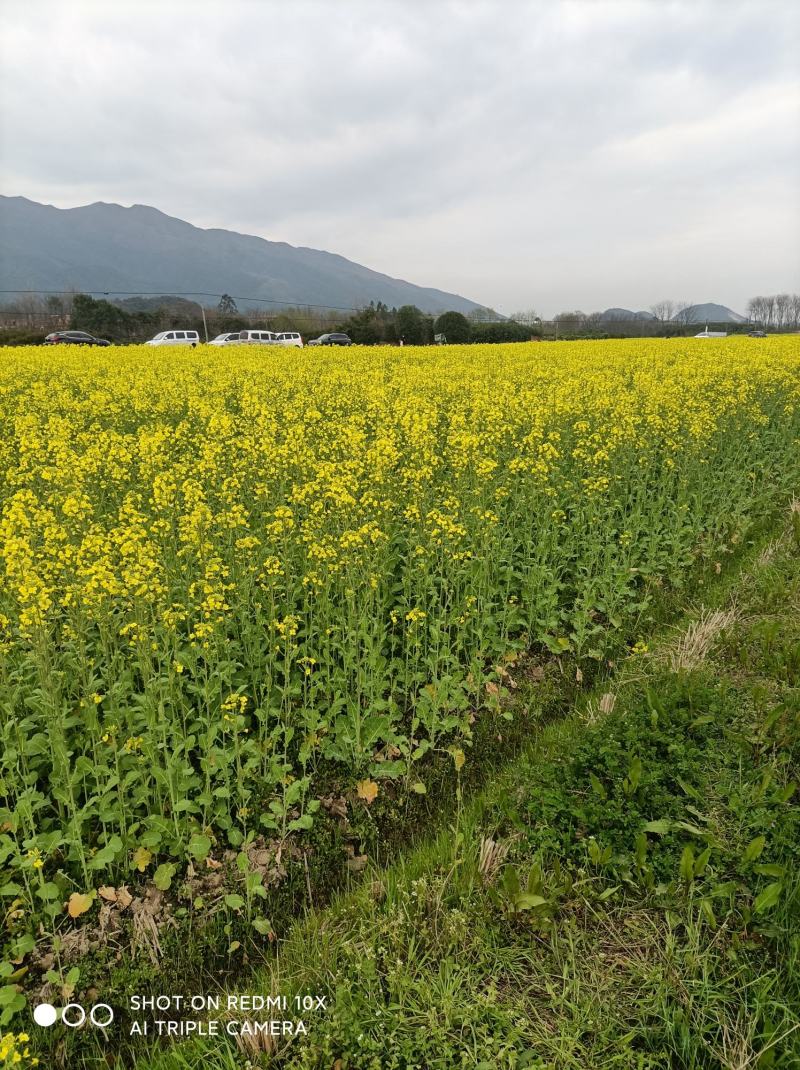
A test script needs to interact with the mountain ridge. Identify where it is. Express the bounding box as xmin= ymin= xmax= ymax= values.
xmin=673 ymin=302 xmax=746 ymax=324
xmin=0 ymin=195 xmax=486 ymax=315
xmin=600 ymin=307 xmax=656 ymax=321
